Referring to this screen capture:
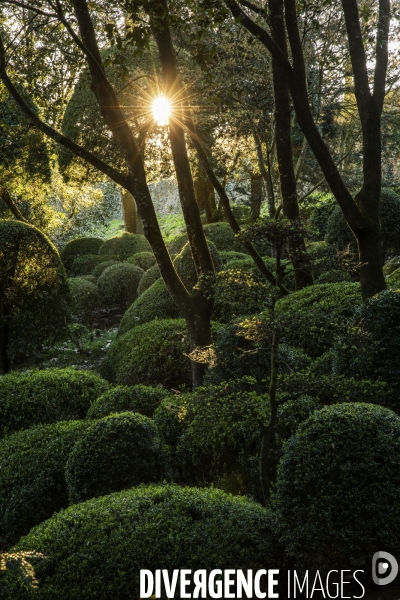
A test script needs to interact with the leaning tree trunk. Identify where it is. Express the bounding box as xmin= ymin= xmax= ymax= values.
xmin=250 ymin=172 xmax=263 ymax=221
xmin=121 ymin=189 xmax=137 ymax=233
